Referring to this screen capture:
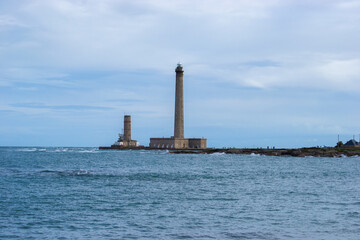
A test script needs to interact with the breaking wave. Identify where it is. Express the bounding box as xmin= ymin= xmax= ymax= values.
xmin=250 ymin=153 xmax=261 ymax=156
xmin=210 ymin=152 xmax=225 ymax=155
xmin=13 ymin=147 xmax=99 ymax=153
xmin=38 ymin=169 xmax=92 ymax=176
